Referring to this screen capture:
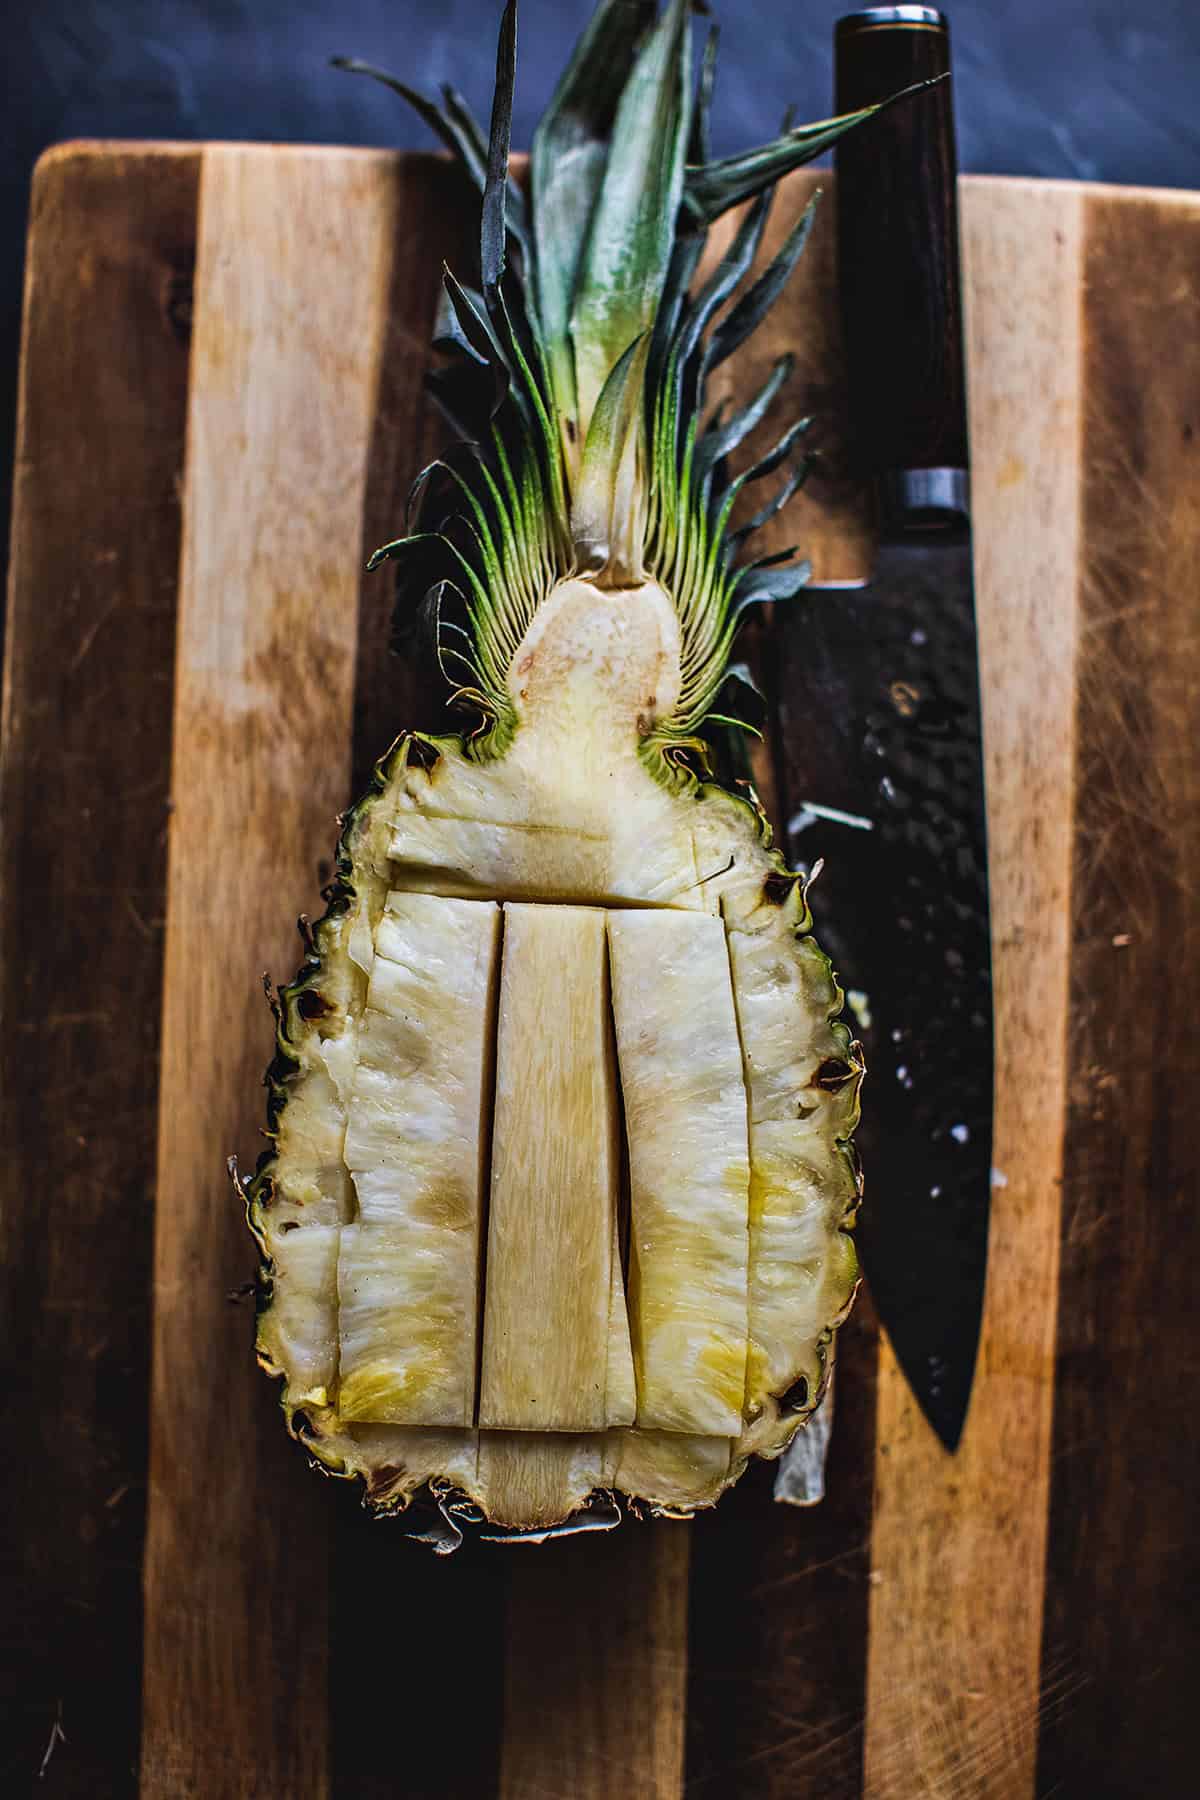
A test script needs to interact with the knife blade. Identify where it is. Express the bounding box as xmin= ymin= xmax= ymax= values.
xmin=780 ymin=6 xmax=993 ymax=1451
